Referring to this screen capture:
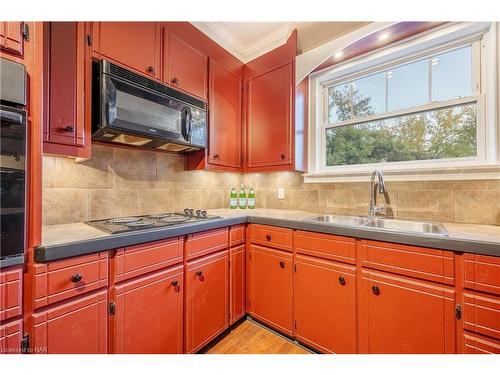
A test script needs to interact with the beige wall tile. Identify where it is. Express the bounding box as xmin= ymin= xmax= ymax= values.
xmin=156 ymin=153 xmax=188 ymax=188
xmin=241 ymin=173 xmax=268 ymax=189
xmin=423 ymin=180 xmax=487 ymax=191
xmin=486 ymin=180 xmax=500 ymax=190
xmin=54 ymin=146 xmax=114 ymax=189
xmin=114 ymin=148 xmax=156 ymax=189
xmin=319 ymin=190 xmax=369 ymax=216
xmin=42 ymin=156 xmax=55 ymax=188
xmin=216 ymin=172 xmax=242 ymax=190
xmin=265 ymin=189 xmax=287 ymax=210
xmin=384 ymin=181 xmax=424 ymax=190
xmin=333 ymin=182 xmax=370 ymax=191
xmin=170 ymin=189 xmax=202 ymax=211
xmin=43 ymin=189 xmax=89 ymax=225
xmin=288 ymin=189 xmax=319 ymax=212
xmin=200 ymin=189 xmax=225 ymax=209
xmin=89 ymin=190 xmax=141 ymax=220
xmin=188 ymin=170 xmax=218 ymax=188
xmin=454 ymin=191 xmax=500 ymax=225
xmin=137 ymin=189 xmax=176 ymax=214
xmin=397 ymin=190 xmax=453 ymax=222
